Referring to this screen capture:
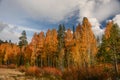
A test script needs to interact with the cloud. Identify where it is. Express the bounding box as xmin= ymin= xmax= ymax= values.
xmin=89 ymin=18 xmax=104 ymax=37
xmin=0 ymin=22 xmax=19 ymax=43
xmin=14 ymin=0 xmax=120 ymax=36
xmin=113 ymin=14 xmax=120 ymax=27
xmin=15 ymin=0 xmax=79 ymax=23
xmin=0 ymin=22 xmax=41 ymax=43
xmin=0 ymin=0 xmax=120 ymax=43
xmin=17 ymin=0 xmax=120 ymax=23
xmin=0 ymin=0 xmax=120 ymax=24
xmin=77 ymin=0 xmax=119 ymax=40
xmin=78 ymin=0 xmax=120 ymax=22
